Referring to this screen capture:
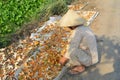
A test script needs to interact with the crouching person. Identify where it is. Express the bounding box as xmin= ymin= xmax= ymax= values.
xmin=54 ymin=10 xmax=98 ymax=80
